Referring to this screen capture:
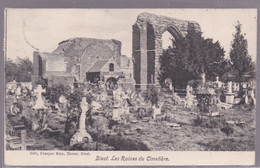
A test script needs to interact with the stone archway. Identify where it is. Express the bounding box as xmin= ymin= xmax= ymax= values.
xmin=132 ymin=12 xmax=201 ymax=89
